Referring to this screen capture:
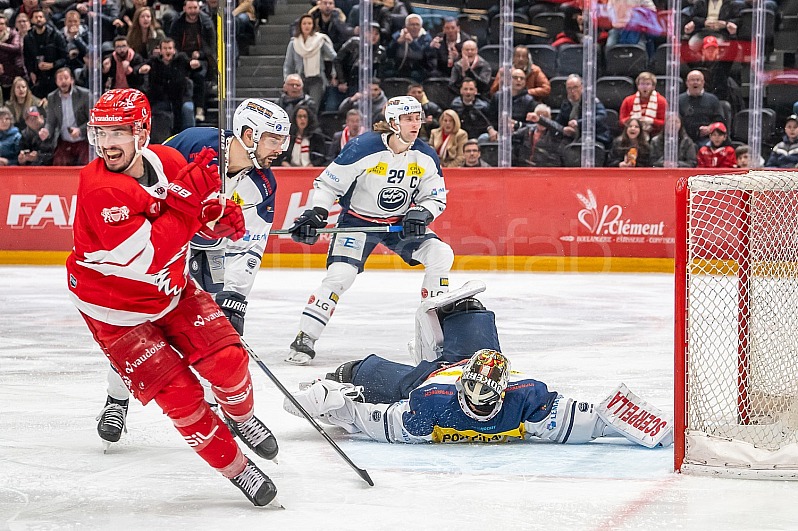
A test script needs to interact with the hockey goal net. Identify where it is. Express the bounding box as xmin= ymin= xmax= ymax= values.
xmin=675 ymin=171 xmax=798 ymax=479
